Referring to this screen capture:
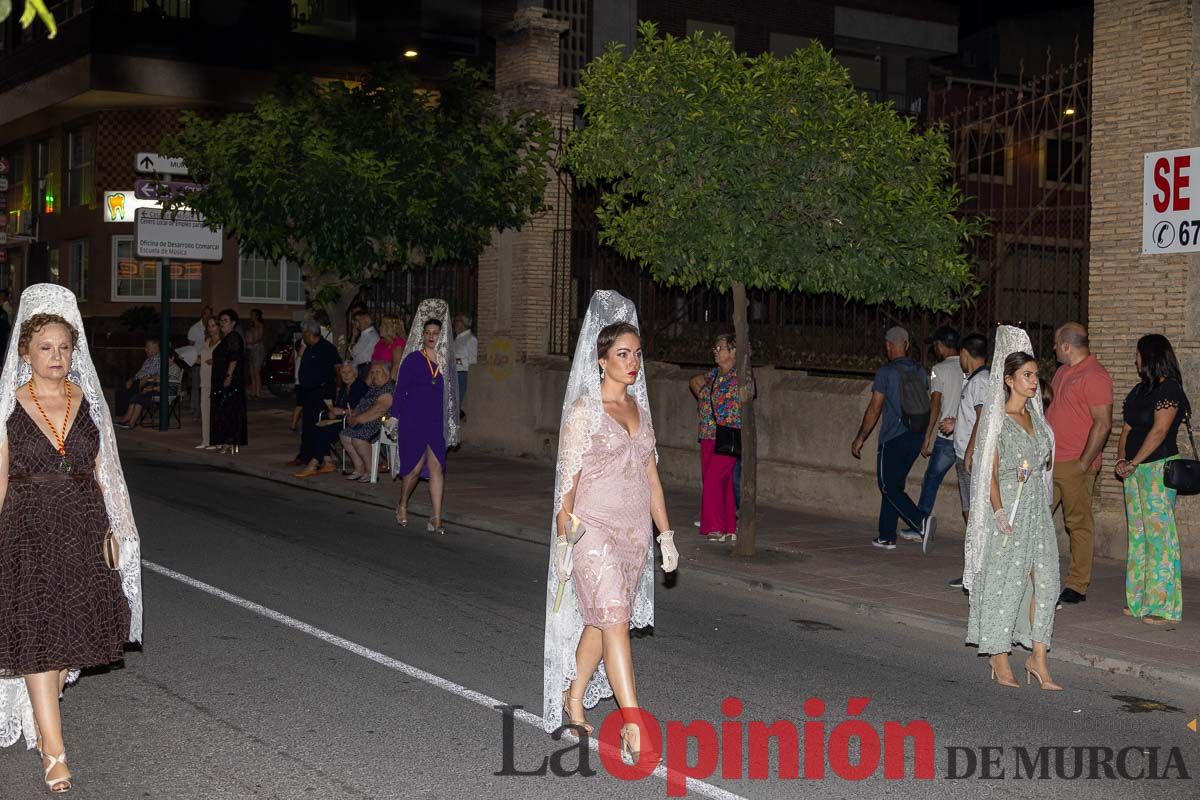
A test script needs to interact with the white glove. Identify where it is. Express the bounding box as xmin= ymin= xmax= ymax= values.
xmin=555 ymin=536 xmax=572 ymax=582
xmin=993 ymin=508 xmax=1013 ymax=536
xmin=657 ymin=530 xmax=678 ymax=573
